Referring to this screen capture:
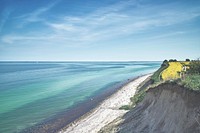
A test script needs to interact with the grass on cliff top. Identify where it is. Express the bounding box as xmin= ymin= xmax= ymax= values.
xmin=178 ymin=60 xmax=200 ymax=91
xmin=180 ymin=74 xmax=200 ymax=91
xmin=151 ymin=60 xmax=200 ymax=89
xmin=120 ymin=60 xmax=200 ymax=110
